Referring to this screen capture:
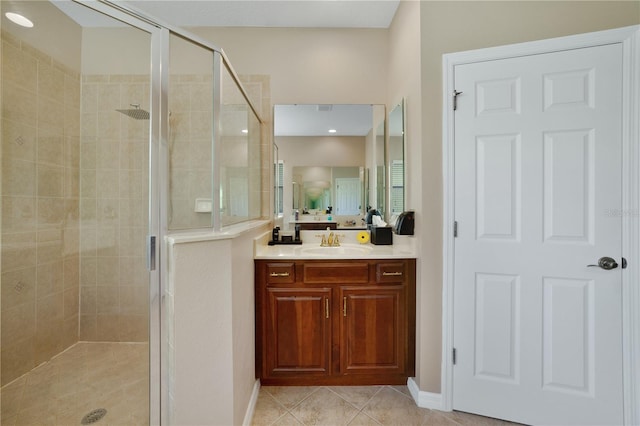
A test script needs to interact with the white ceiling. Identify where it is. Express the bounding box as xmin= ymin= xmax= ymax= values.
xmin=52 ymin=0 xmax=400 ymax=29
xmin=125 ymin=0 xmax=400 ymax=29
